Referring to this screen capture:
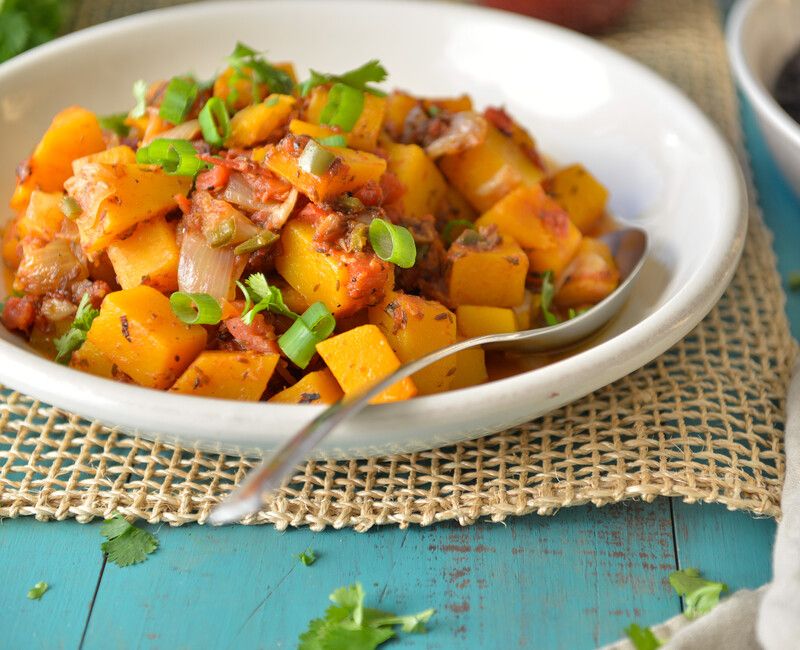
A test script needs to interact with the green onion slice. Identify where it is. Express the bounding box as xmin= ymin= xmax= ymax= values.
xmin=198 ymin=97 xmax=231 ymax=147
xmin=441 ymin=219 xmax=476 ymax=246
xmin=170 ymin=292 xmax=222 ymax=325
xmin=131 ymin=79 xmax=148 ymax=119
xmin=159 ymin=77 xmax=199 ymax=124
xmin=278 ymin=301 xmax=336 ymax=369
xmin=137 ymin=138 xmax=207 ymax=176
xmin=234 ymin=231 xmax=279 ymax=256
xmin=317 ymin=134 xmax=347 ymax=148
xmin=298 ymin=139 xmax=336 ymax=176
xmin=319 ymin=83 xmax=364 ymax=132
xmin=368 ymin=218 xmax=417 ymax=268
xmin=60 ymin=196 xmax=81 ymax=220
xmin=540 ymin=270 xmax=559 ymax=326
